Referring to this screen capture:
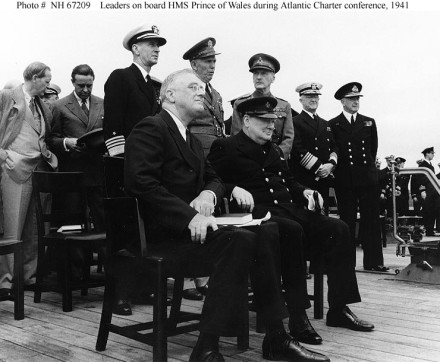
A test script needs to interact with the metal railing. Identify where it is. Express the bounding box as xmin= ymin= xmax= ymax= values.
xmin=390 ymin=164 xmax=440 ymax=256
